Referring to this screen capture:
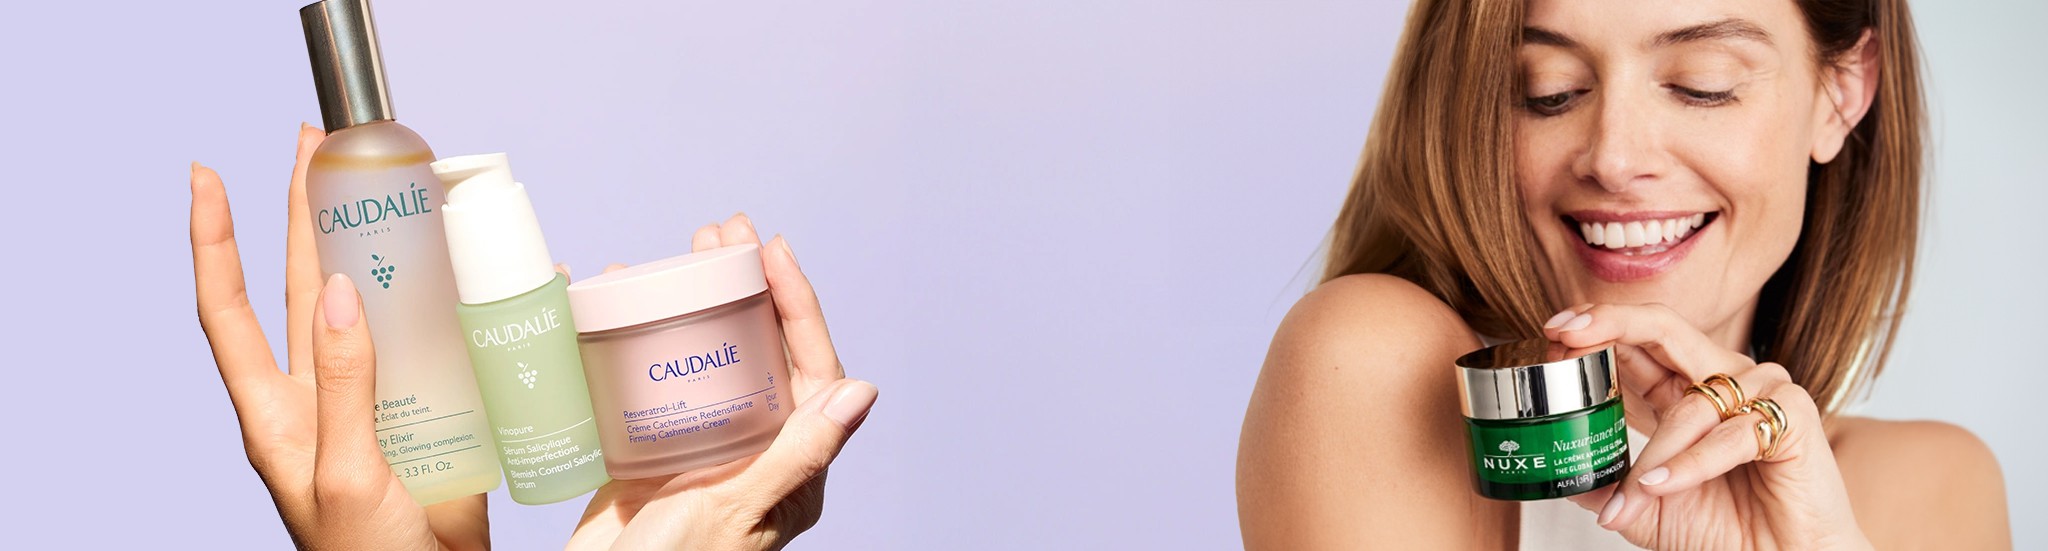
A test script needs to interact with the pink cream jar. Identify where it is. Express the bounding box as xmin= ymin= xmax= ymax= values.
xmin=566 ymin=244 xmax=792 ymax=479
